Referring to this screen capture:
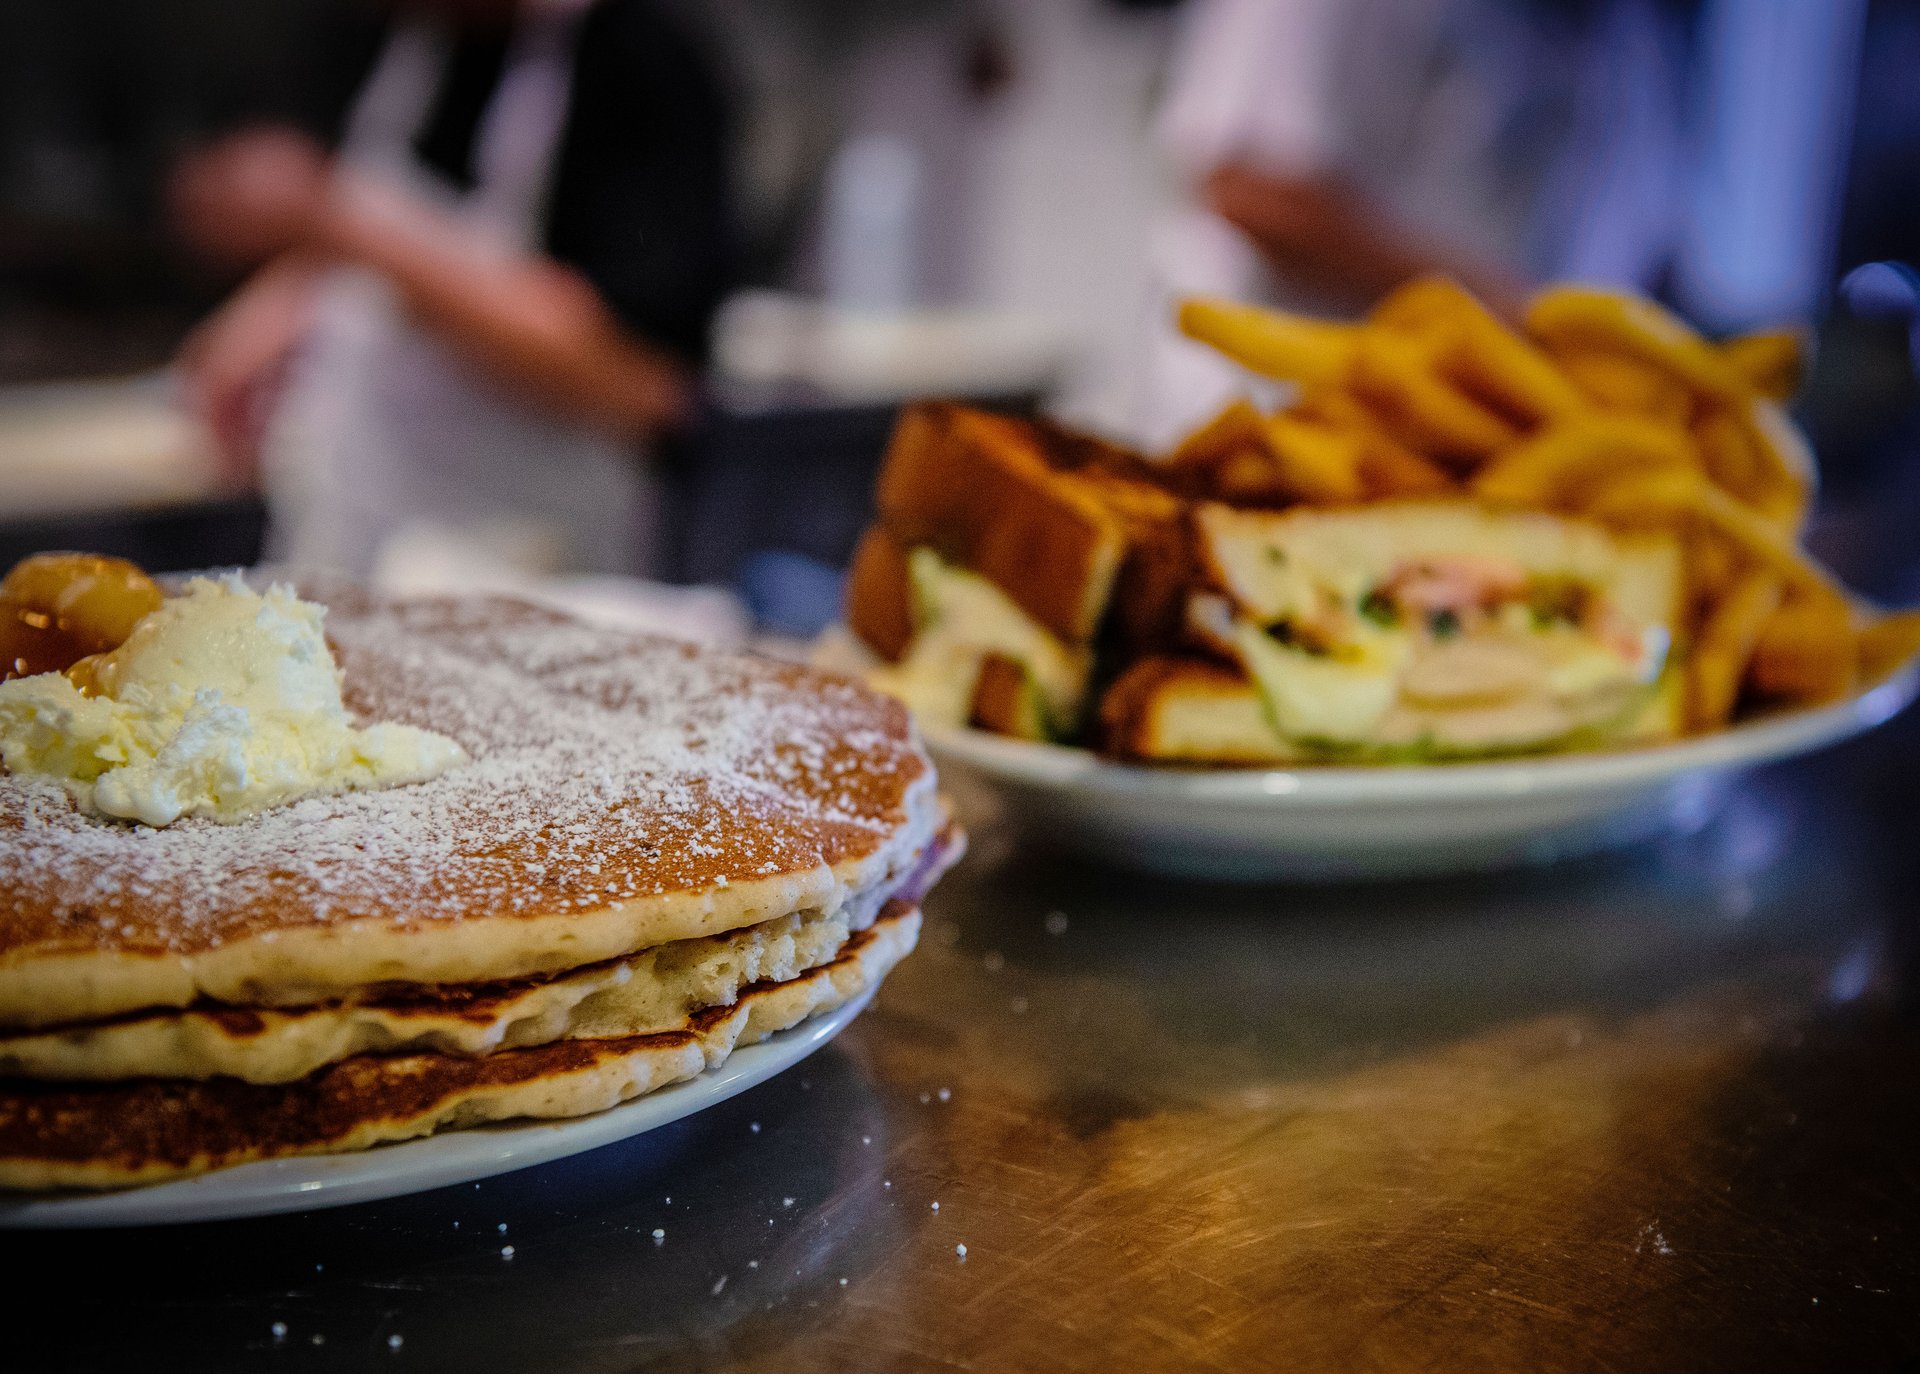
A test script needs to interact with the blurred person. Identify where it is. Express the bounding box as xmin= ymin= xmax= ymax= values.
xmin=172 ymin=0 xmax=733 ymax=576
xmin=1133 ymin=0 xmax=1866 ymax=447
